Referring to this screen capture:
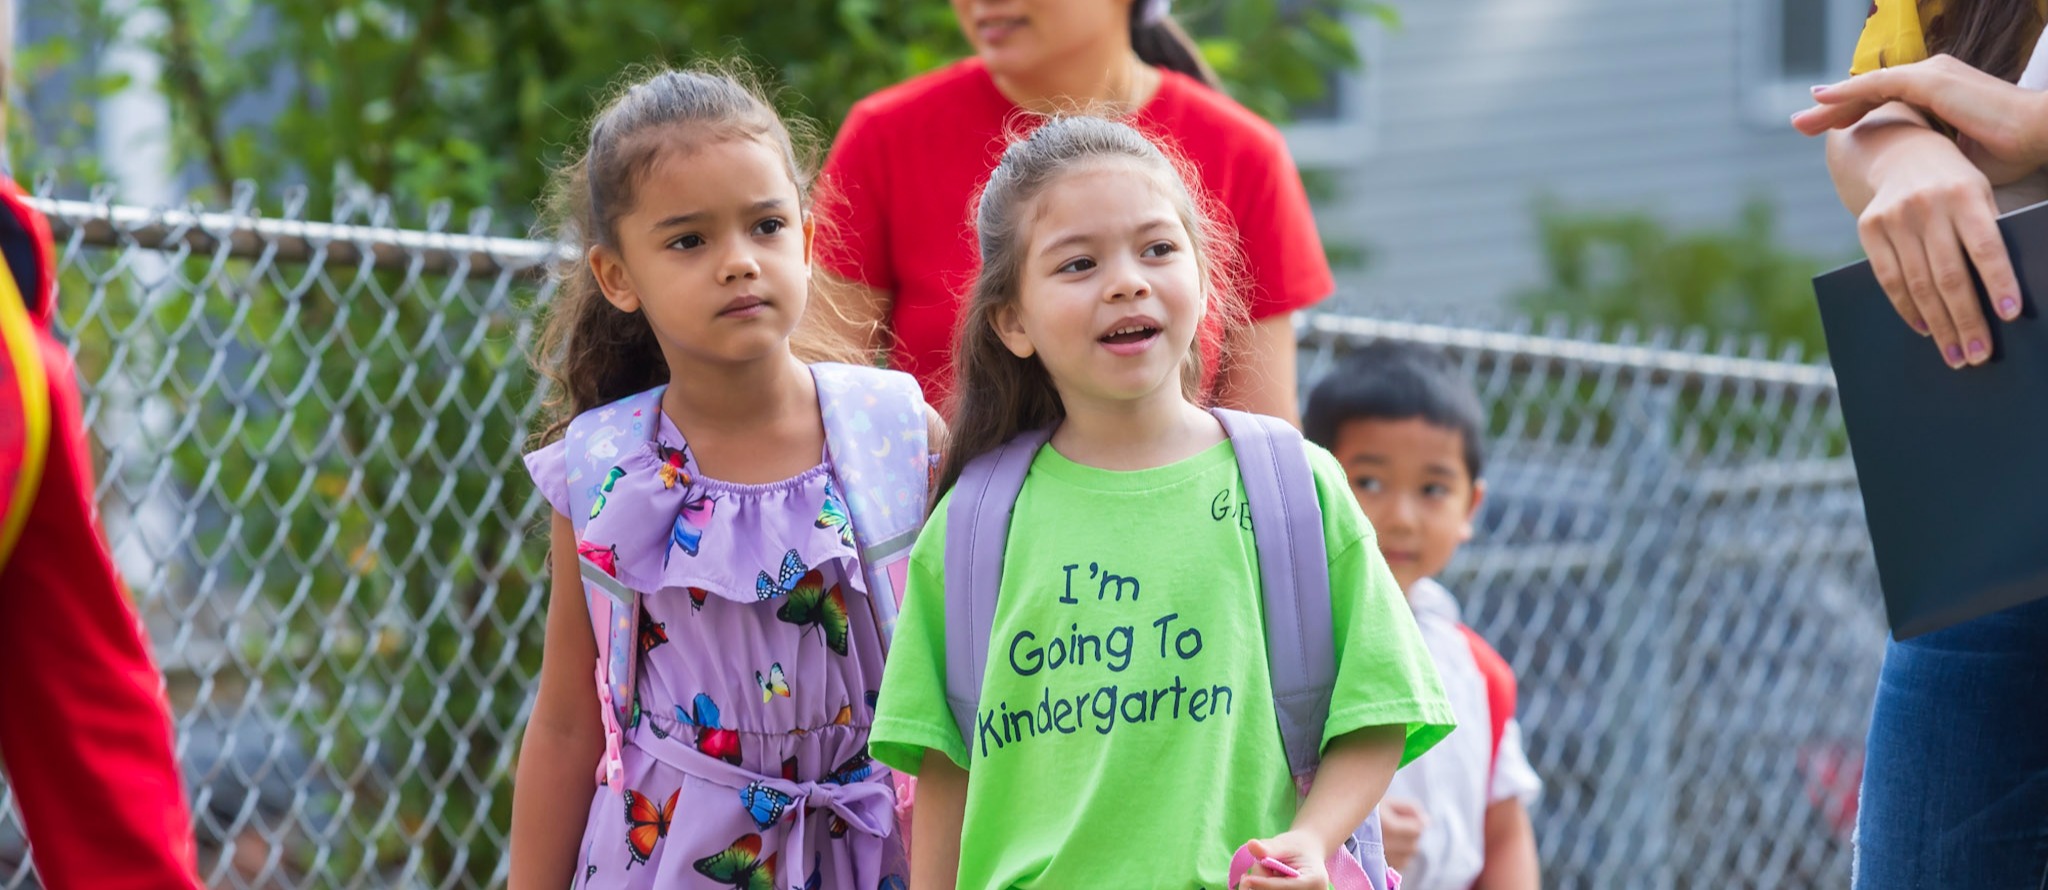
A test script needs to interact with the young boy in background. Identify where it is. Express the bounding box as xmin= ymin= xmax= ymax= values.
xmin=1304 ymin=341 xmax=1541 ymax=890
